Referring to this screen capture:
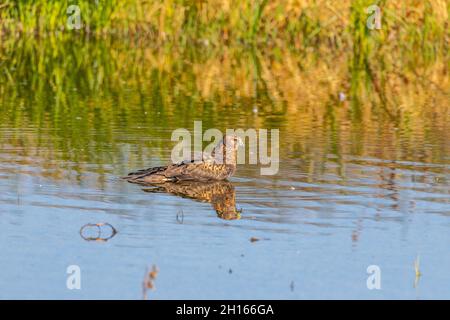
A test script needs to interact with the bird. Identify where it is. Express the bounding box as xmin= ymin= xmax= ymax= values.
xmin=142 ymin=180 xmax=241 ymax=220
xmin=123 ymin=134 xmax=244 ymax=184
